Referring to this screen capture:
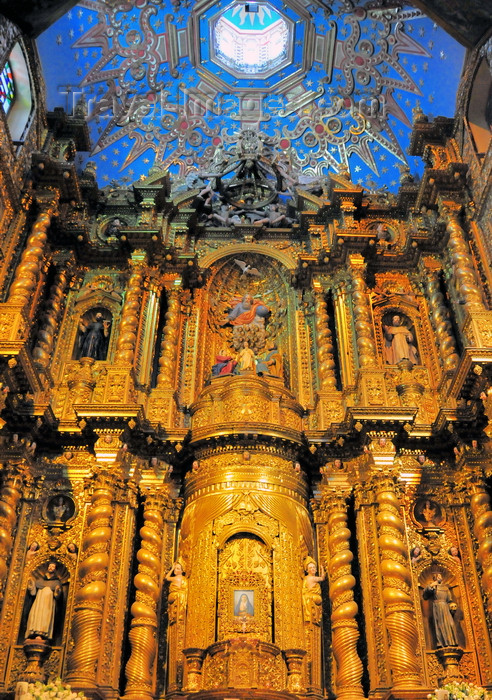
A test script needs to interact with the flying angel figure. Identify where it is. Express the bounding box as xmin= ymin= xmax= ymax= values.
xmin=234 ymin=259 xmax=262 ymax=277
